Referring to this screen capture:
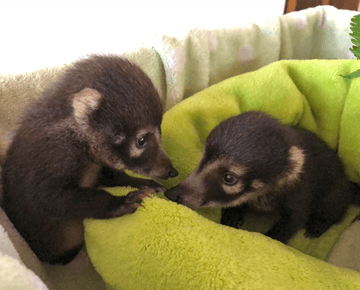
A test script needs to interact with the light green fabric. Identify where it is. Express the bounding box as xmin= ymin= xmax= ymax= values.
xmin=86 ymin=190 xmax=360 ymax=290
xmin=85 ymin=59 xmax=360 ymax=290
